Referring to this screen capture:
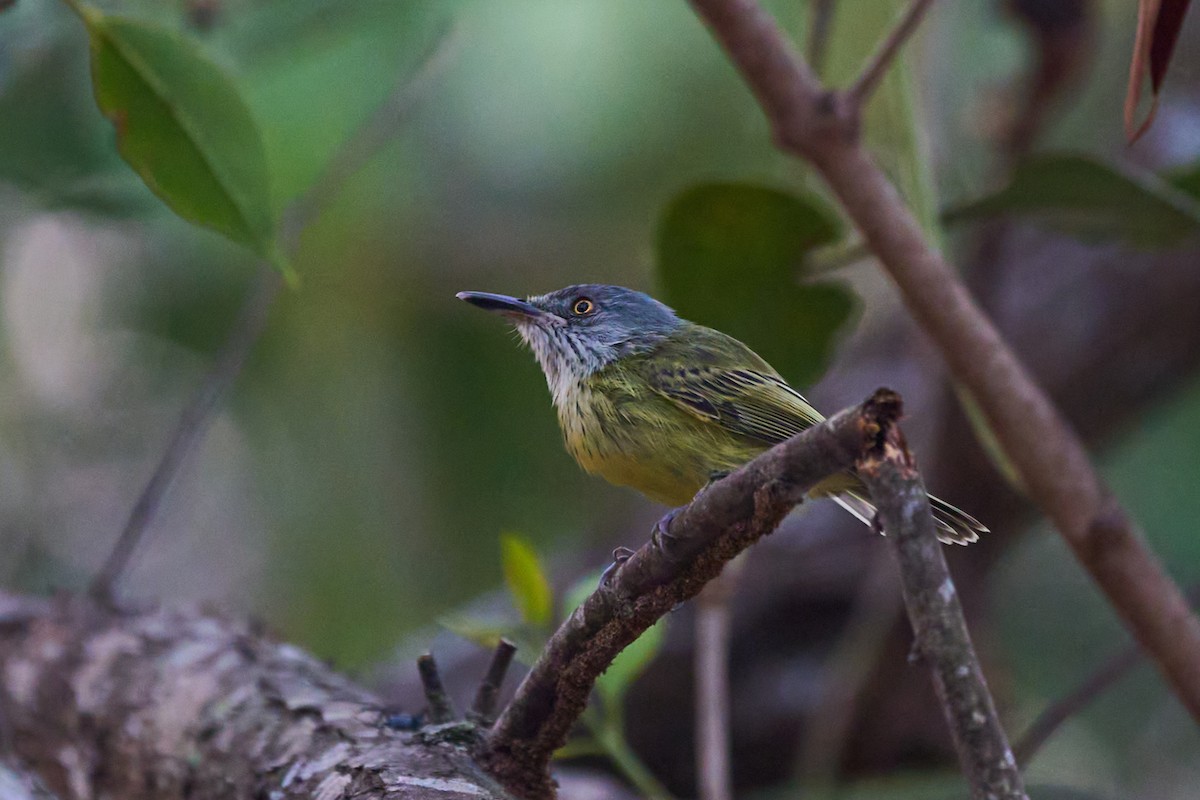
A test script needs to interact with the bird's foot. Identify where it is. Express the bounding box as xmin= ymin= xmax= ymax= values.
xmin=650 ymin=507 xmax=685 ymax=561
xmin=599 ymin=546 xmax=636 ymax=587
